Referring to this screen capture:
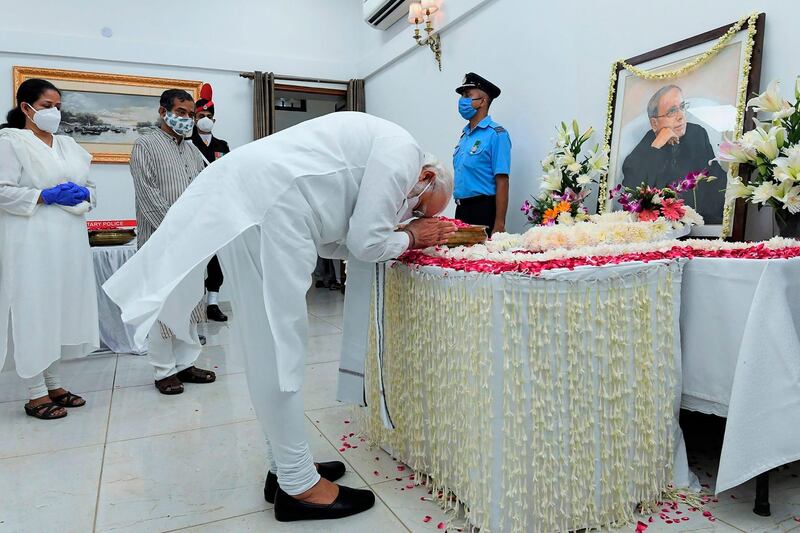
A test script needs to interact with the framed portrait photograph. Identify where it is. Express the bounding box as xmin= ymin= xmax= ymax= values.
xmin=13 ymin=66 xmax=202 ymax=164
xmin=598 ymin=13 xmax=765 ymax=239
